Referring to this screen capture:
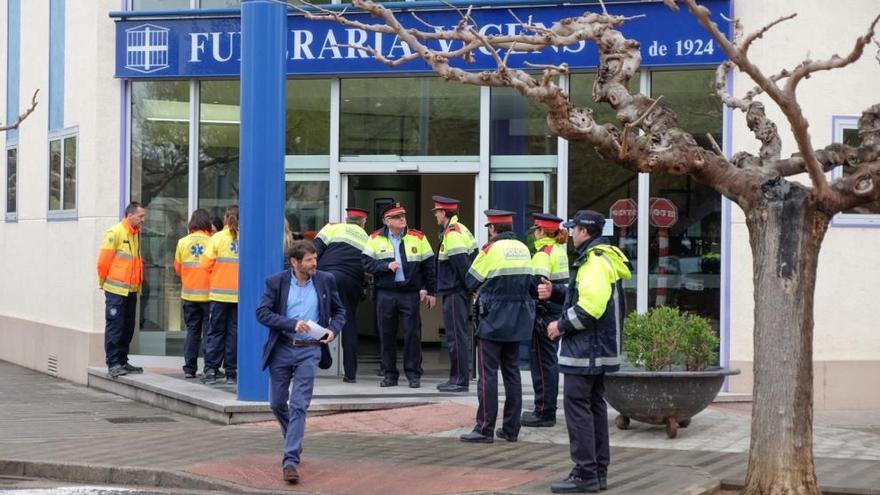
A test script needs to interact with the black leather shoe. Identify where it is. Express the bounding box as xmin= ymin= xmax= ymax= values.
xmin=201 ymin=369 xmax=218 ymax=385
xmin=437 ymin=383 xmax=469 ymax=392
xmin=459 ymin=431 xmax=493 ymax=443
xmin=550 ymin=475 xmax=600 ymax=493
xmin=122 ymin=363 xmax=143 ymax=374
xmin=521 ymin=410 xmax=556 ymax=427
xmin=342 ymin=376 xmax=357 ymax=383
xmin=183 ymin=371 xmax=196 ymax=379
xmin=408 ymin=378 xmax=421 ymax=389
xmin=282 ymin=465 xmax=299 ymax=484
xmin=225 ymin=374 xmax=237 ymax=385
xmin=495 ymin=428 xmax=517 ymax=442
xmin=108 ymin=365 xmax=127 ymax=378
xmin=380 ymin=377 xmax=398 ymax=387
xmin=598 ymin=473 xmax=607 ymax=491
